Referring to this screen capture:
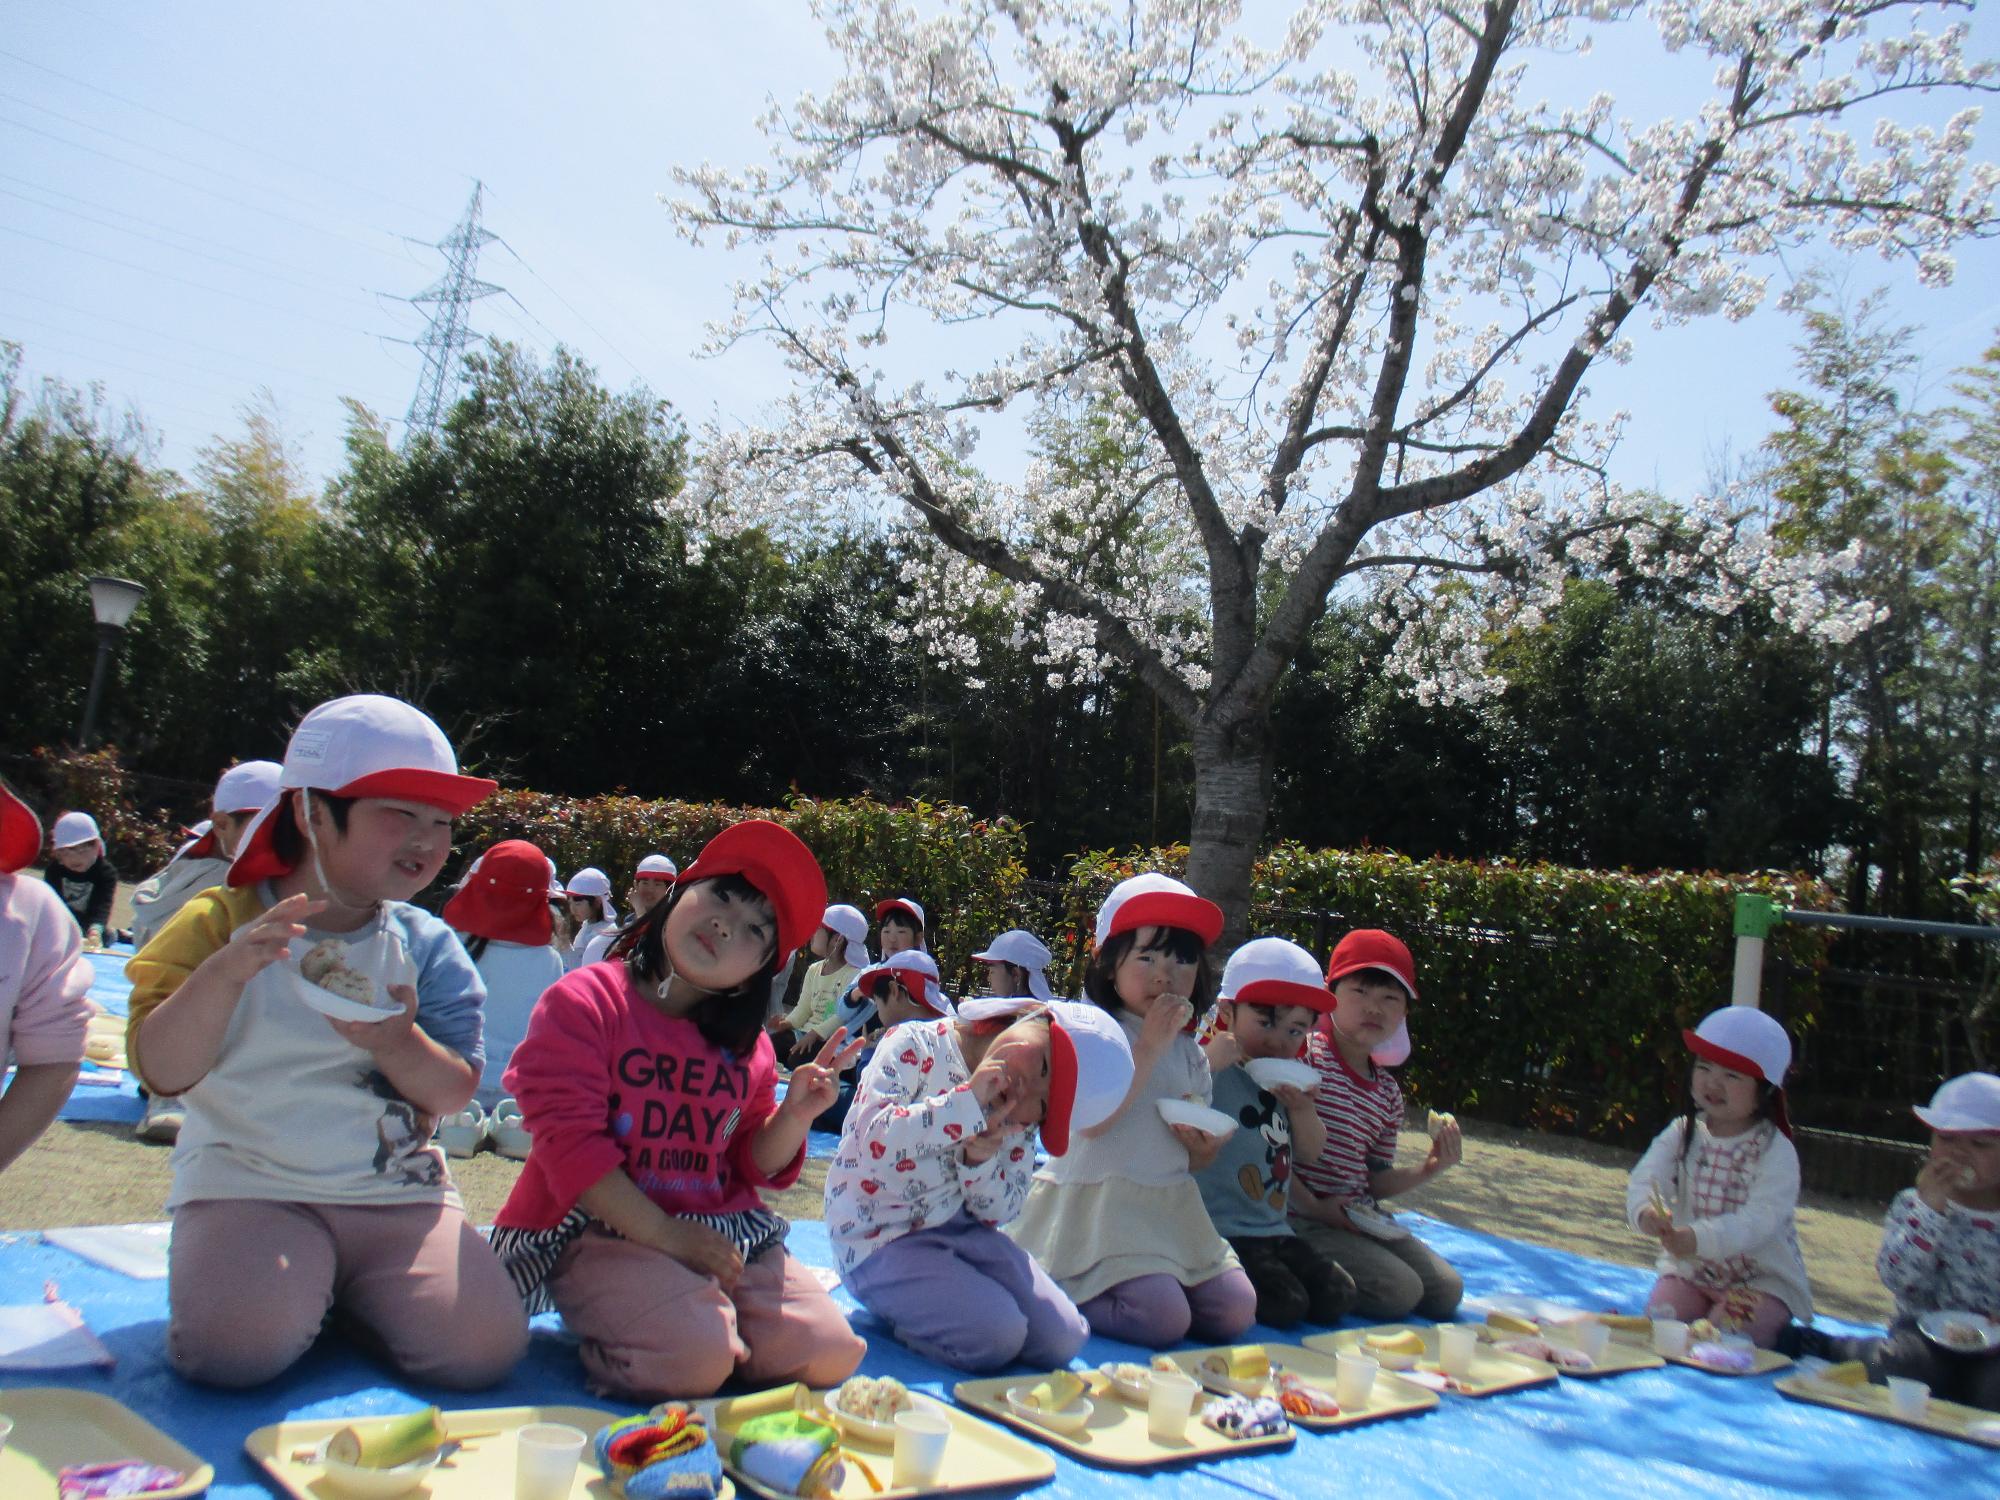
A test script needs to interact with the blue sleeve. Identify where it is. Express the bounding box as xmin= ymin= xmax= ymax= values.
xmin=396 ymin=905 xmax=486 ymax=1073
